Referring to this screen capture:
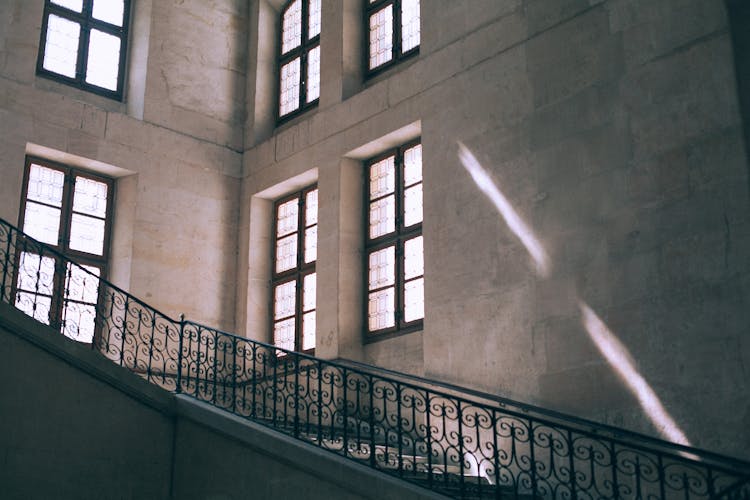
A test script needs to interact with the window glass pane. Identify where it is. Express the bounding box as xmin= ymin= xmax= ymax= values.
xmin=92 ymin=0 xmax=125 ymax=26
xmin=404 ymin=236 xmax=423 ymax=280
xmin=23 ymin=202 xmax=61 ymax=246
xmin=274 ymin=281 xmax=297 ymax=320
xmin=277 ymin=198 xmax=299 ymax=237
xmin=274 ymin=318 xmax=295 ymax=351
xmin=306 ymin=45 xmax=320 ymax=103
xmin=369 ymin=156 xmax=395 ymax=200
xmin=15 ymin=292 xmax=52 ymax=325
xmin=304 ymin=226 xmax=317 ymax=263
xmin=303 ymin=272 xmax=316 ymax=312
xmin=280 ymin=57 xmax=301 ymax=116
xmin=368 ymin=287 xmax=395 ymax=331
xmin=43 ymin=14 xmax=81 ymax=78
xmin=404 ymin=277 xmax=424 ymax=322
xmin=401 ymin=0 xmax=420 ymax=53
xmin=51 ymin=0 xmax=83 ymax=12
xmin=62 ymin=302 xmax=96 ymax=343
xmin=275 ymin=234 xmax=298 ymax=273
xmin=369 ymin=195 xmax=395 ymax=239
xmin=27 ymin=164 xmax=64 ymax=207
xmin=65 ymin=263 xmax=101 ymax=304
xmin=73 ymin=176 xmax=108 ymax=217
xmin=281 ymin=0 xmax=302 ymax=54
xmin=69 ymin=213 xmax=106 ymax=255
xmin=368 ymin=246 xmax=395 ymax=290
xmin=85 ymin=29 xmax=121 ymax=91
xmin=305 ymin=189 xmax=318 ymax=226
xmin=302 ymin=311 xmax=315 ymax=350
xmin=17 ymin=252 xmax=56 ymax=295
xmin=404 ymin=184 xmax=423 ymax=227
xmin=308 ymin=0 xmax=321 ymax=38
xmin=403 ymin=144 xmax=422 ymax=185
xmin=369 ymin=5 xmax=393 ymax=70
